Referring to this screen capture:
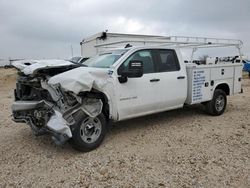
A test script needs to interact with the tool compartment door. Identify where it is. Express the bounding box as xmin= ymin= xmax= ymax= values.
xmin=211 ymin=66 xmax=234 ymax=80
xmin=233 ymin=65 xmax=243 ymax=94
xmin=186 ymin=67 xmax=211 ymax=104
